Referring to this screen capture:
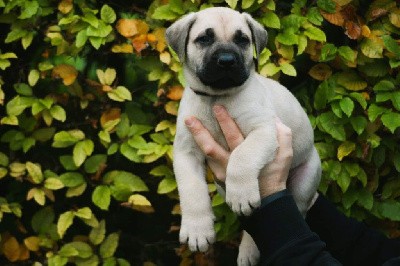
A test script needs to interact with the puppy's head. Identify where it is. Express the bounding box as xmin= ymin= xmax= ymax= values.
xmin=166 ymin=7 xmax=267 ymax=90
